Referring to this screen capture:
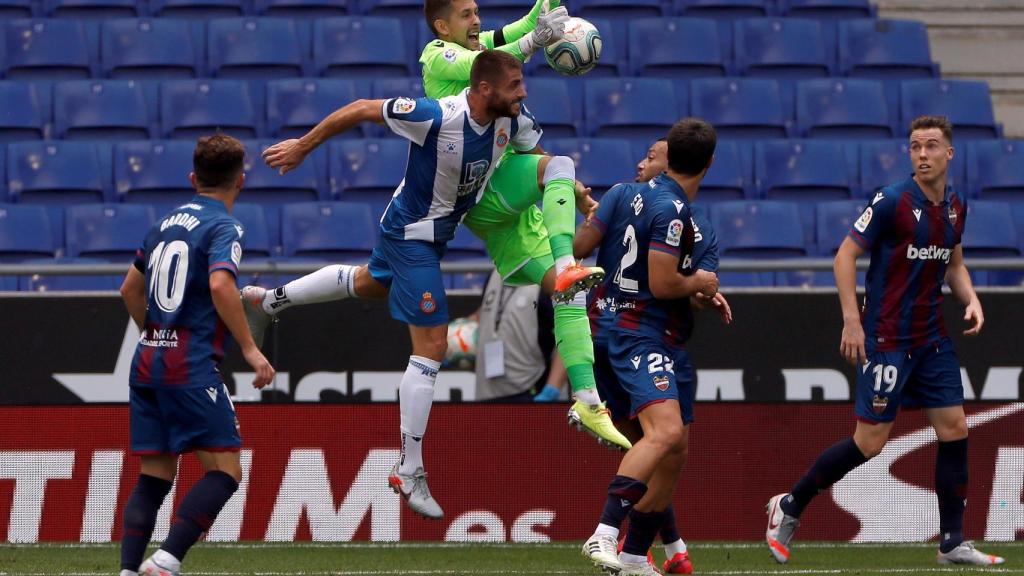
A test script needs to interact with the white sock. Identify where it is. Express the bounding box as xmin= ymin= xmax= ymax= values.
xmin=398 ymin=355 xmax=439 ymax=475
xmin=262 ymin=264 xmax=357 ymax=314
xmin=619 ymin=551 xmax=648 ymax=565
xmin=153 ymin=549 xmax=181 ymax=571
xmin=574 ymin=387 xmax=602 ymax=406
xmin=665 ymin=538 xmax=688 ymax=557
xmin=555 ymin=255 xmax=574 ymax=275
xmin=594 ymin=522 xmax=619 ymax=539
xmin=120 ymin=571 xmax=138 ymax=576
